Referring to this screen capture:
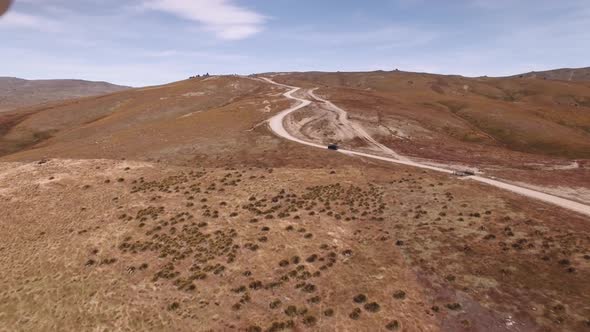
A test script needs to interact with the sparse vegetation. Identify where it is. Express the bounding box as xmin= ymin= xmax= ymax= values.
xmin=353 ymin=294 xmax=367 ymax=304
xmin=446 ymin=303 xmax=462 ymax=311
xmin=349 ymin=308 xmax=361 ymax=320
xmin=1 ymin=84 xmax=589 ymax=332
xmin=385 ymin=320 xmax=400 ymax=330
xmin=393 ymin=290 xmax=406 ymax=300
xmin=364 ymin=302 xmax=381 ymax=313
